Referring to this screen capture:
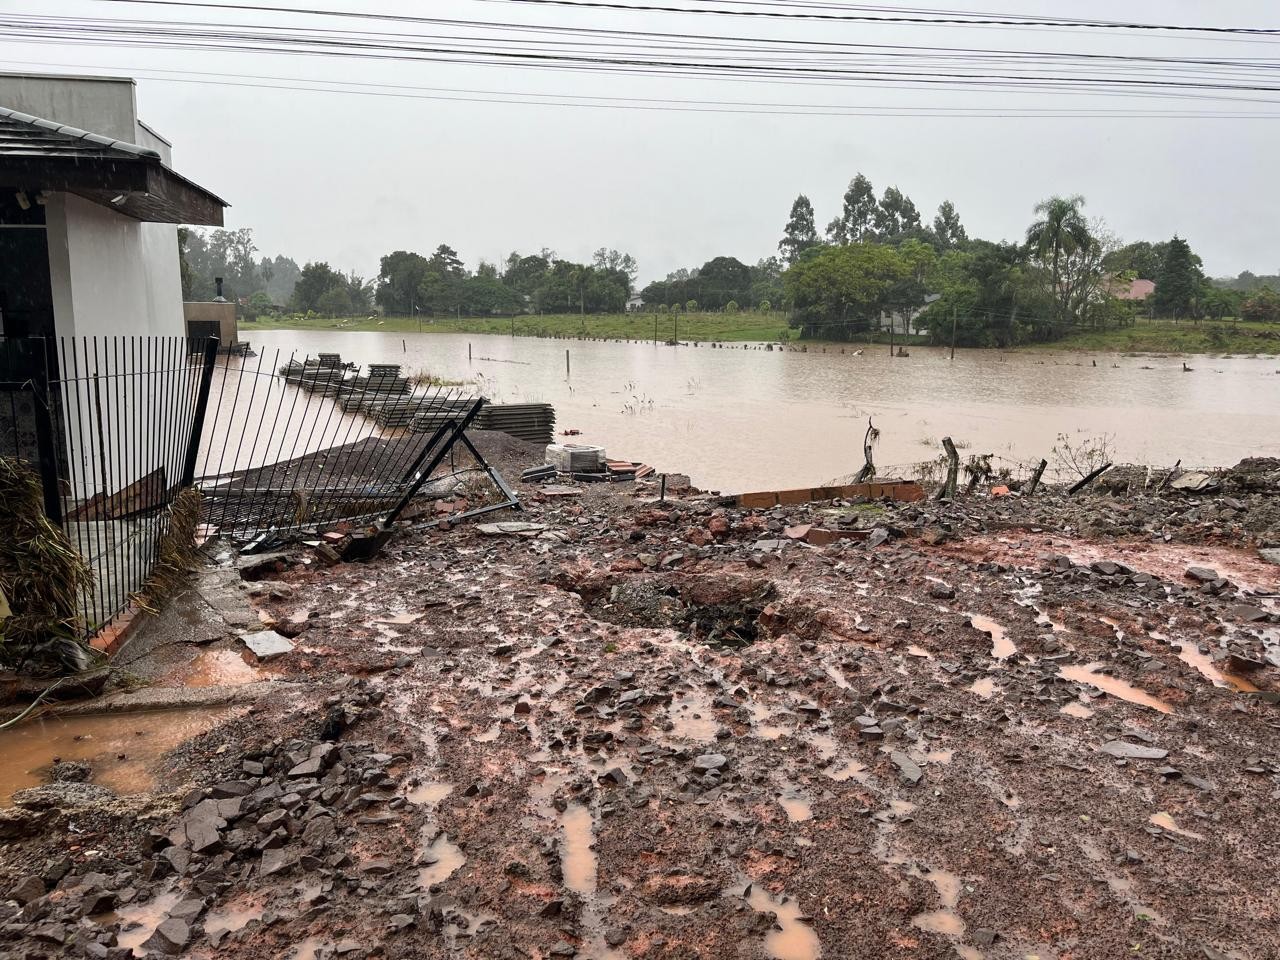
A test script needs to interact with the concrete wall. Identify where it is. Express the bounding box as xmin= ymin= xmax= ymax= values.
xmin=45 ymin=194 xmax=185 ymax=338
xmin=183 ymin=300 xmax=238 ymax=344
xmin=0 ymin=73 xmax=138 ymax=143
